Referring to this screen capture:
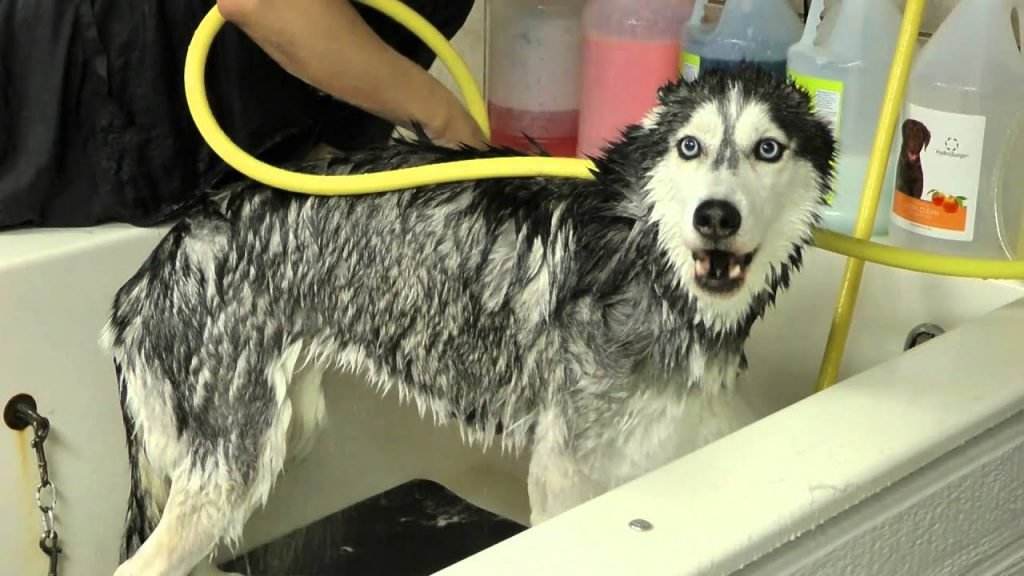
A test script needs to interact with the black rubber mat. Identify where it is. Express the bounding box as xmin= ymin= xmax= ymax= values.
xmin=220 ymin=479 xmax=527 ymax=575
